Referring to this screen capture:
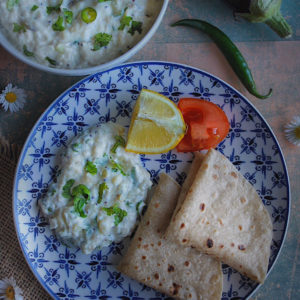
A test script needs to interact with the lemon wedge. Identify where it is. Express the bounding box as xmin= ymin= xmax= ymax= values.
xmin=125 ymin=89 xmax=186 ymax=154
